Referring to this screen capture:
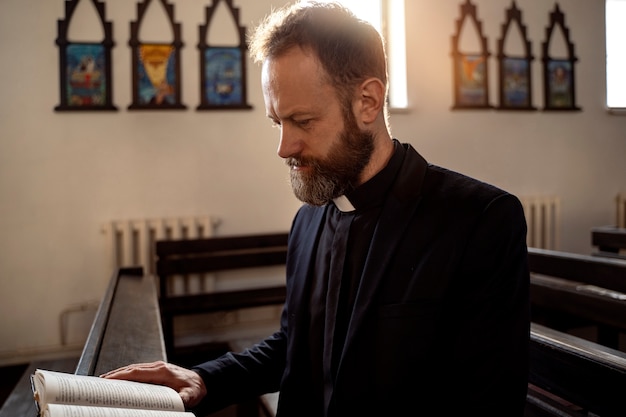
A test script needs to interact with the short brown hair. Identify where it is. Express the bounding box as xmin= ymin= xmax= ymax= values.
xmin=248 ymin=1 xmax=388 ymax=108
